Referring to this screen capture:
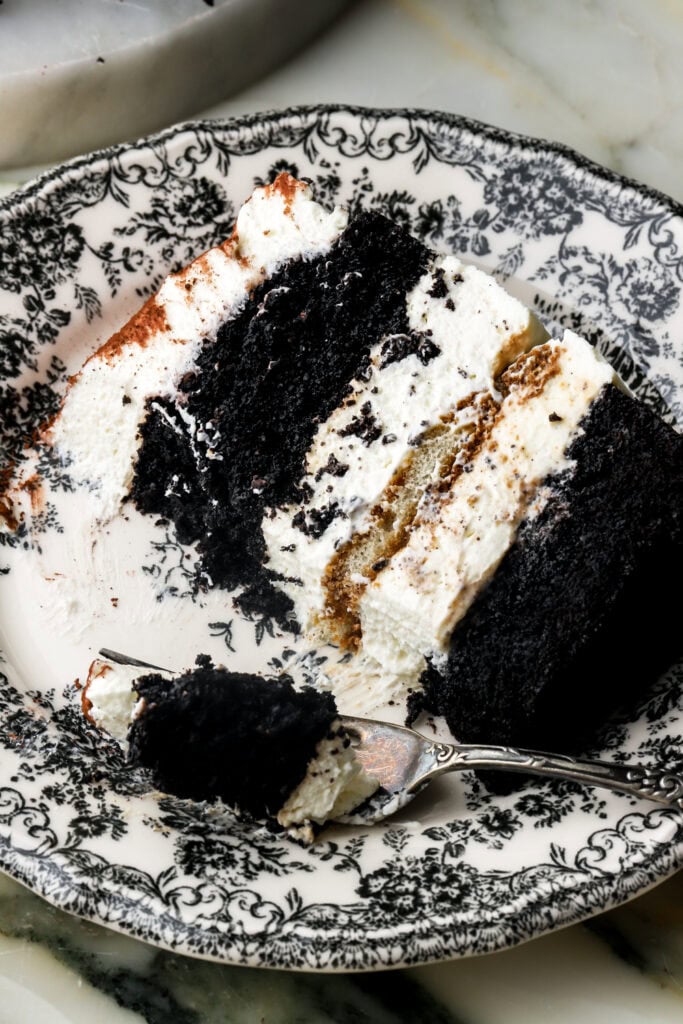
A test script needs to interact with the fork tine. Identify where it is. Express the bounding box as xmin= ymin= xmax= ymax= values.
xmin=98 ymin=648 xmax=172 ymax=673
